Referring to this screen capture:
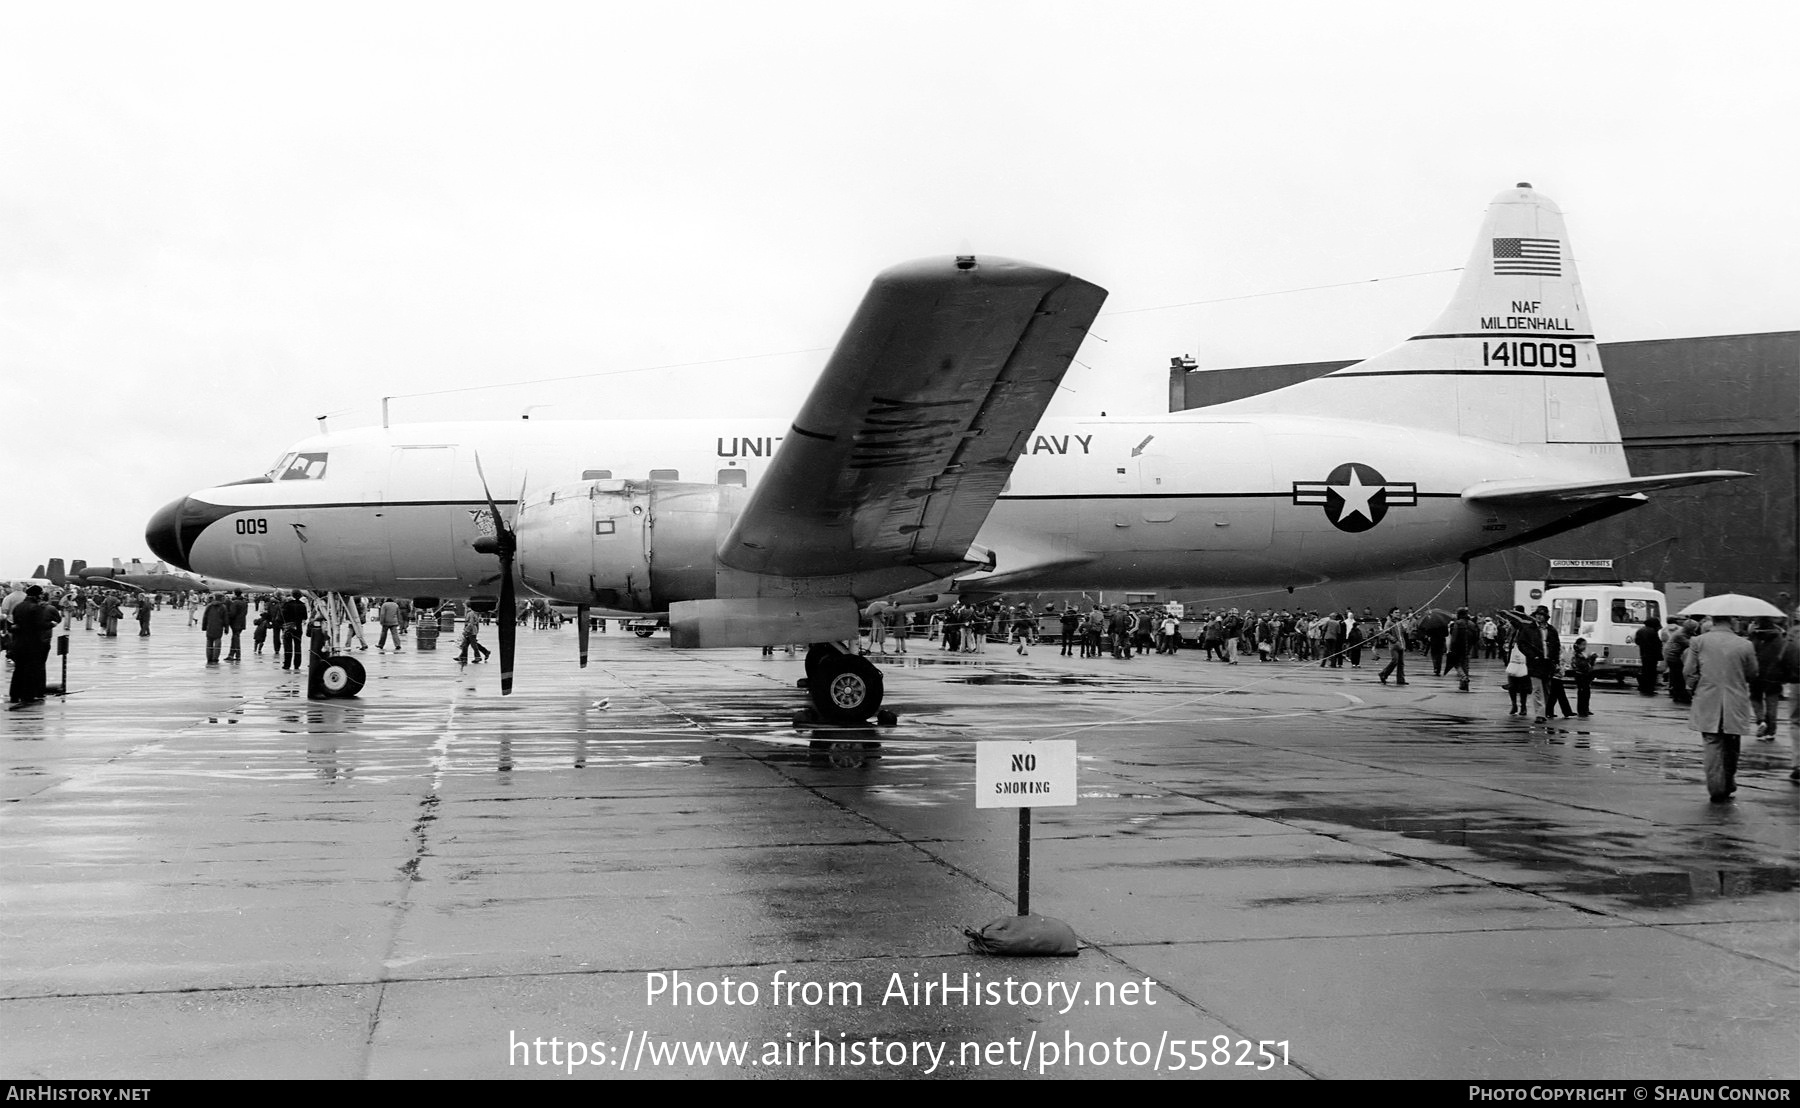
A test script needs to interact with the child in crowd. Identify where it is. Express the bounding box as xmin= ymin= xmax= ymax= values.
xmin=1505 ymin=646 xmax=1532 ymax=716
xmin=1570 ymin=638 xmax=1595 ymax=718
